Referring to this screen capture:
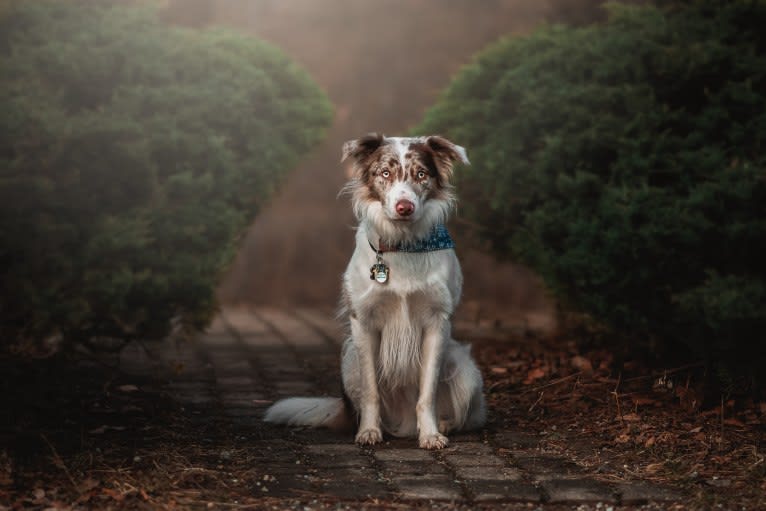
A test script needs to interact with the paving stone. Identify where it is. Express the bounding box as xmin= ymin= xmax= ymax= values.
xmin=220 ymin=391 xmax=267 ymax=401
xmin=305 ymin=444 xmax=361 ymax=456
xmin=173 ymin=393 xmax=216 ymax=405
xmin=304 ymin=444 xmax=370 ymax=468
xmin=147 ymin=307 xmax=684 ymax=505
xmin=211 ymin=360 xmax=252 ymax=375
xmin=374 ymin=448 xmax=434 ymax=462
xmin=444 ymin=454 xmax=505 ymax=467
xmin=312 ymin=456 xmax=371 ymax=469
xmin=216 ymin=376 xmax=255 ymax=388
xmin=316 ymin=467 xmax=378 ymax=481
xmin=442 ymin=441 xmax=494 ymax=455
xmin=295 ymin=308 xmax=345 ymax=345
xmin=393 ymin=474 xmax=463 ymax=501
xmin=541 ymin=479 xmax=617 ymax=504
xmin=513 ymin=454 xmax=581 ymax=477
xmin=617 ymin=482 xmax=684 ymax=504
xmin=454 ymin=465 xmax=522 ymax=481
xmin=198 ymin=333 xmax=239 ymax=347
xmin=167 ymin=381 xmax=211 ymax=391
xmin=256 ymin=307 xmax=327 ymax=347
xmin=240 ymin=332 xmax=285 ymax=348
xmin=318 ymin=480 xmax=392 ymax=499
xmin=493 ymin=431 xmax=541 ymax=450
xmin=222 ymin=307 xmax=271 ymax=336
xmin=471 ymin=481 xmax=542 ymax=502
xmin=379 ymin=460 xmax=447 ymax=475
xmin=222 ymin=398 xmax=262 ymax=408
xmin=223 ymin=407 xmax=261 ymax=417
xmin=274 ymin=381 xmax=317 ymax=395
